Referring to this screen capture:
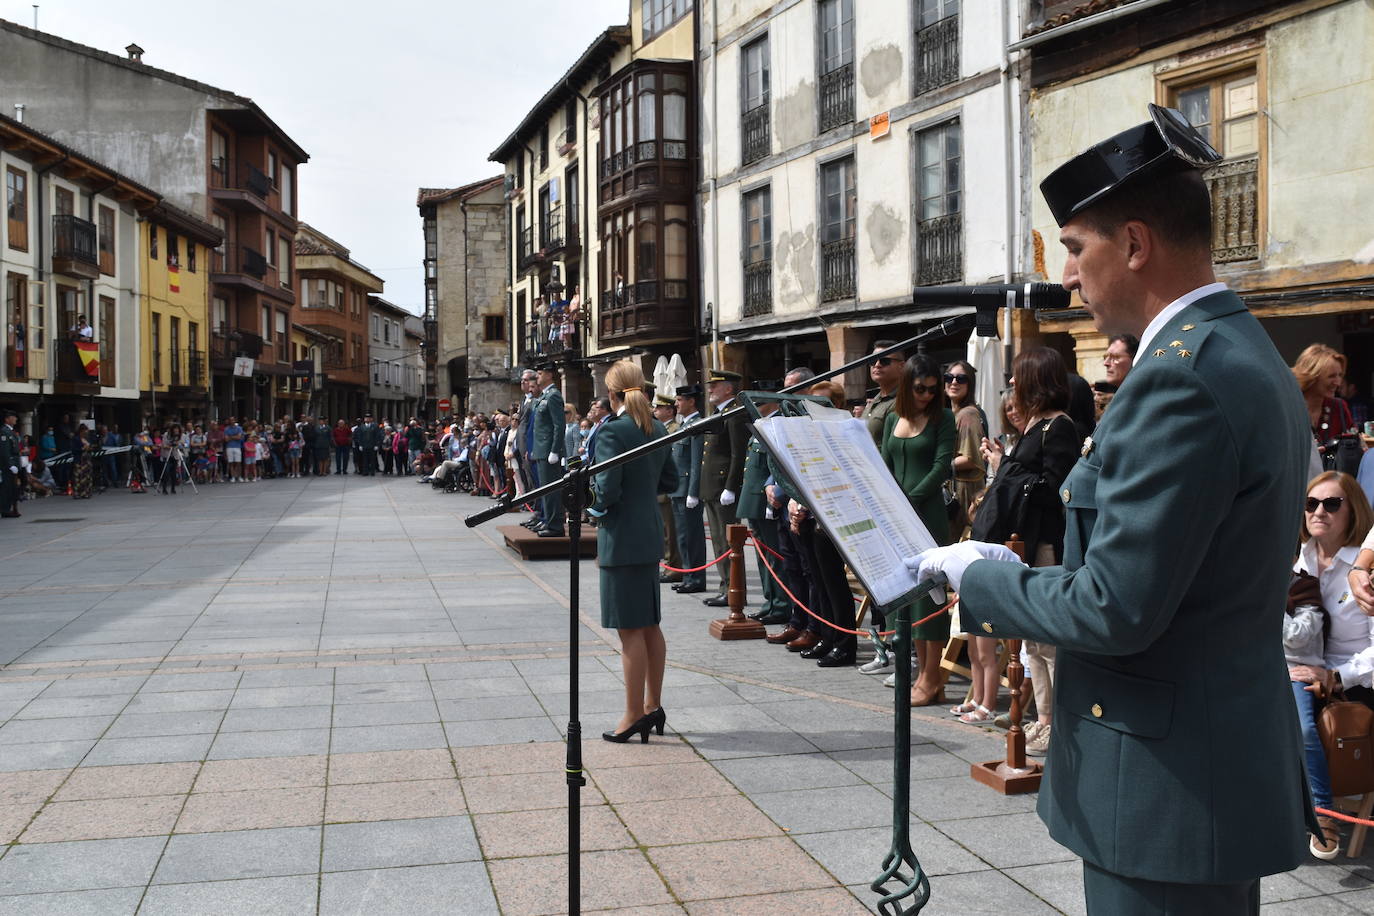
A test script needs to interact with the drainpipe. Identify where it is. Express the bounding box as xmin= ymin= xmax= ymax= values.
xmin=563 ymin=75 xmax=592 ymax=378
xmin=706 ymin=0 xmax=720 ymax=376
xmin=1000 ymin=0 xmax=1019 ymax=375
xmin=460 ymin=197 xmax=470 ymax=413
xmin=691 ymin=1 xmax=705 ymax=384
